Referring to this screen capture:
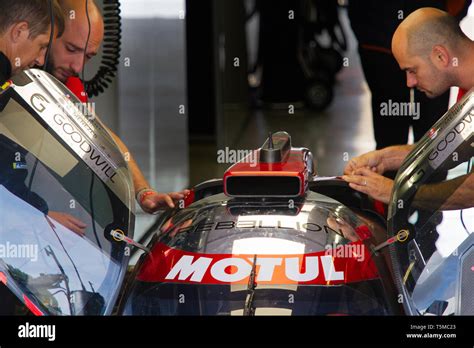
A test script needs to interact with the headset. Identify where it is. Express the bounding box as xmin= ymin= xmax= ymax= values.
xmin=43 ymin=0 xmax=55 ymax=69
